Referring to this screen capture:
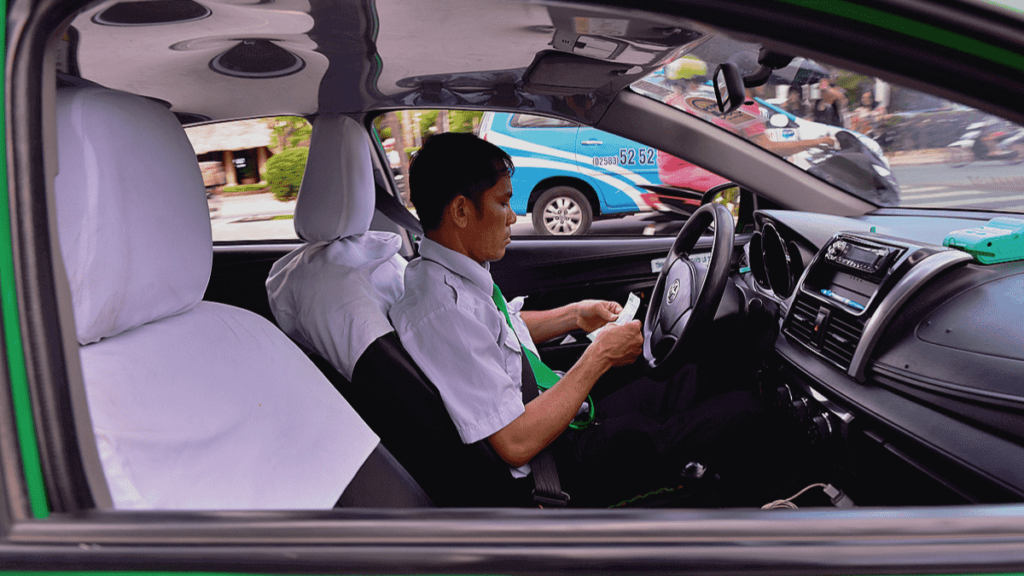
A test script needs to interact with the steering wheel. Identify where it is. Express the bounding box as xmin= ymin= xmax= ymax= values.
xmin=643 ymin=202 xmax=735 ymax=375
